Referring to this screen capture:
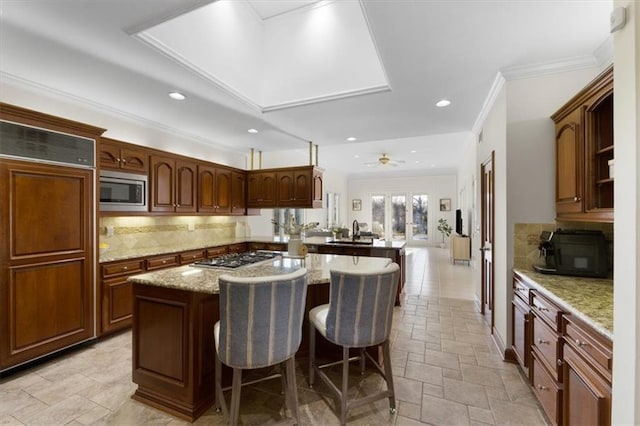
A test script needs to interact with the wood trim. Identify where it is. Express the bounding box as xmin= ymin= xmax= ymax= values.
xmin=491 ymin=326 xmax=517 ymax=363
xmin=550 ymin=65 xmax=613 ymax=122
